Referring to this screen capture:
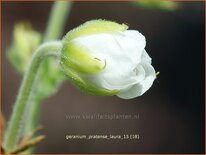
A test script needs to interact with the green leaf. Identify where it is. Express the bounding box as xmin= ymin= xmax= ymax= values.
xmin=33 ymin=58 xmax=66 ymax=101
